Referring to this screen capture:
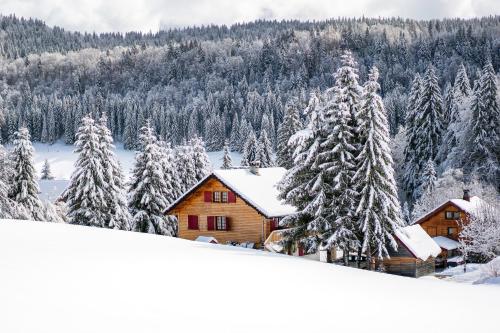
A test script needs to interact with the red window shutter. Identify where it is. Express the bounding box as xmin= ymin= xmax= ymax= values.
xmin=207 ymin=216 xmax=215 ymax=230
xmin=228 ymin=191 xmax=236 ymax=203
xmin=204 ymin=191 xmax=212 ymax=202
xmin=225 ymin=218 xmax=231 ymax=231
xmin=188 ymin=215 xmax=199 ymax=230
xmin=298 ymin=246 xmax=304 ymax=257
